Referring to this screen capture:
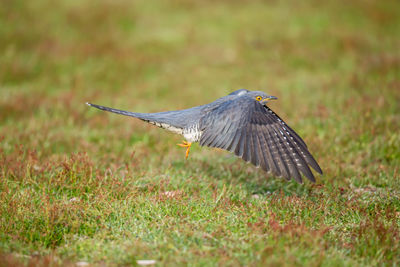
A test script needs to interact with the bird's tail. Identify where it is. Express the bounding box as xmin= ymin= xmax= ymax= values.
xmin=86 ymin=102 xmax=141 ymax=118
xmin=86 ymin=102 xmax=186 ymax=133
